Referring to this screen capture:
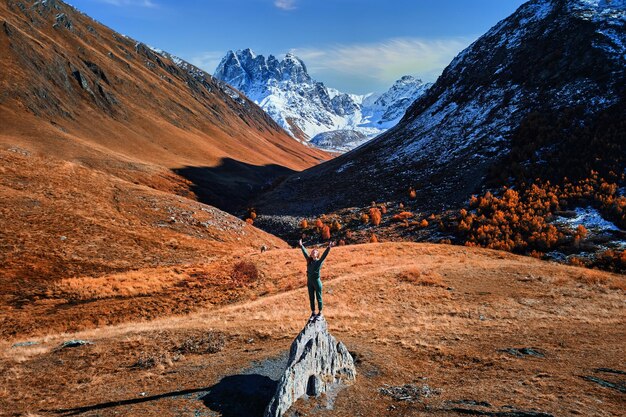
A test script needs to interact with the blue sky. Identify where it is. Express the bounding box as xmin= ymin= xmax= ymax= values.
xmin=69 ymin=0 xmax=527 ymax=93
